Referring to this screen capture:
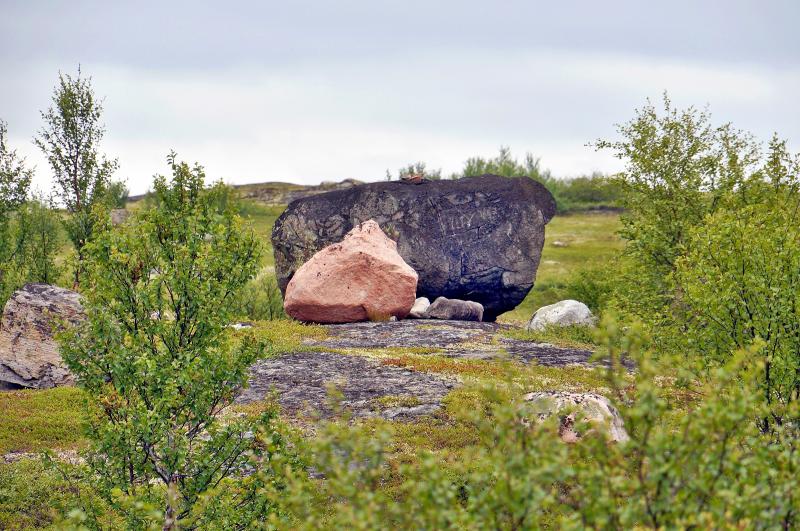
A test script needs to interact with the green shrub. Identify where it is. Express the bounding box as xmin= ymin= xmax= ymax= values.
xmin=386 ymin=161 xmax=442 ymax=181
xmin=101 ymin=180 xmax=129 ymax=209
xmin=677 ymin=163 xmax=800 ymax=429
xmin=0 ymin=459 xmax=108 ymax=530
xmin=454 ymin=146 xmax=621 ymax=213
xmin=58 ymin=153 xmax=290 ymax=529
xmin=562 ymin=259 xmax=619 ymax=313
xmin=235 ymin=271 xmax=286 ymax=321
